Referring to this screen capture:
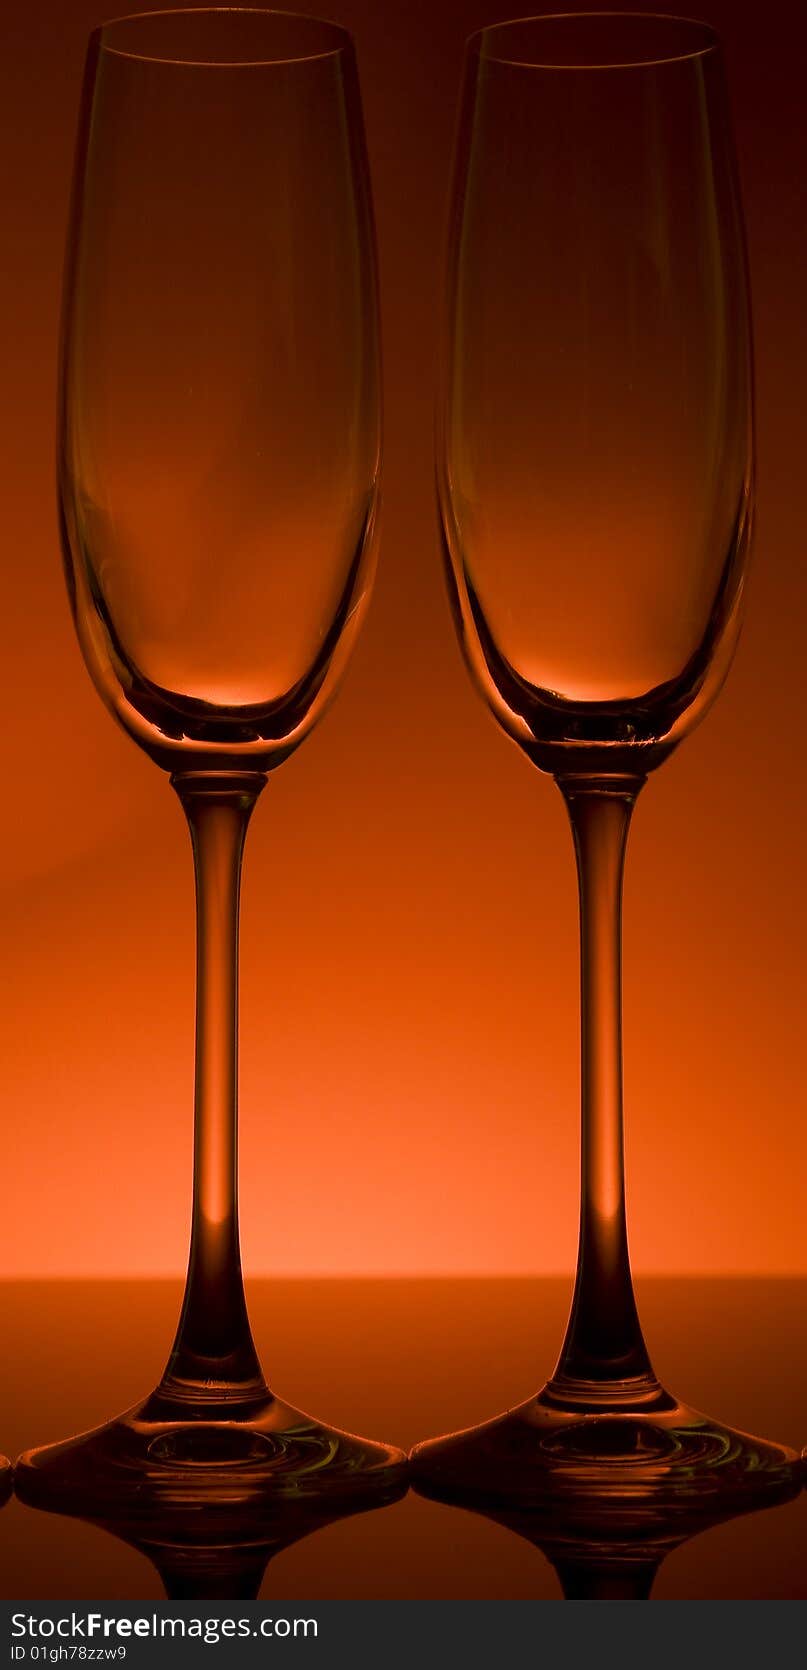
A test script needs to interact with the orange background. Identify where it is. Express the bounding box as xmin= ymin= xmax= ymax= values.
xmin=1 ymin=0 xmax=804 ymax=1278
